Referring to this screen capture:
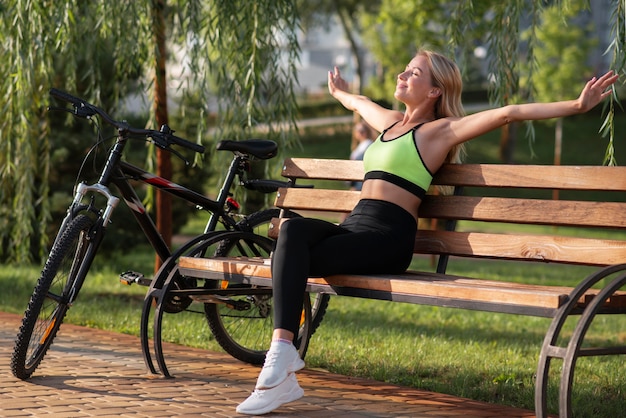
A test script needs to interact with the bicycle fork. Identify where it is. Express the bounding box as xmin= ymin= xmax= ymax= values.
xmin=54 ymin=183 xmax=120 ymax=306
xmin=53 ymin=183 xmax=120 ymax=248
